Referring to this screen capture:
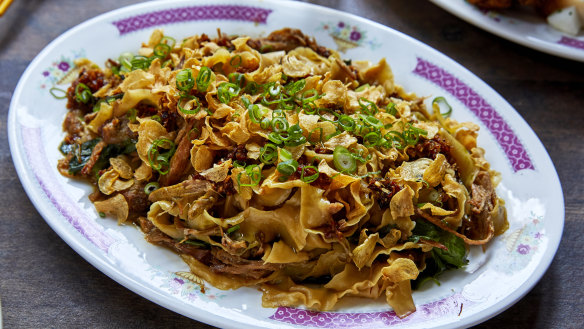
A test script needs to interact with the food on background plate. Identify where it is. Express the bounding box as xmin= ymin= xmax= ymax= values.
xmin=468 ymin=0 xmax=584 ymax=35
xmin=55 ymin=28 xmax=508 ymax=318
